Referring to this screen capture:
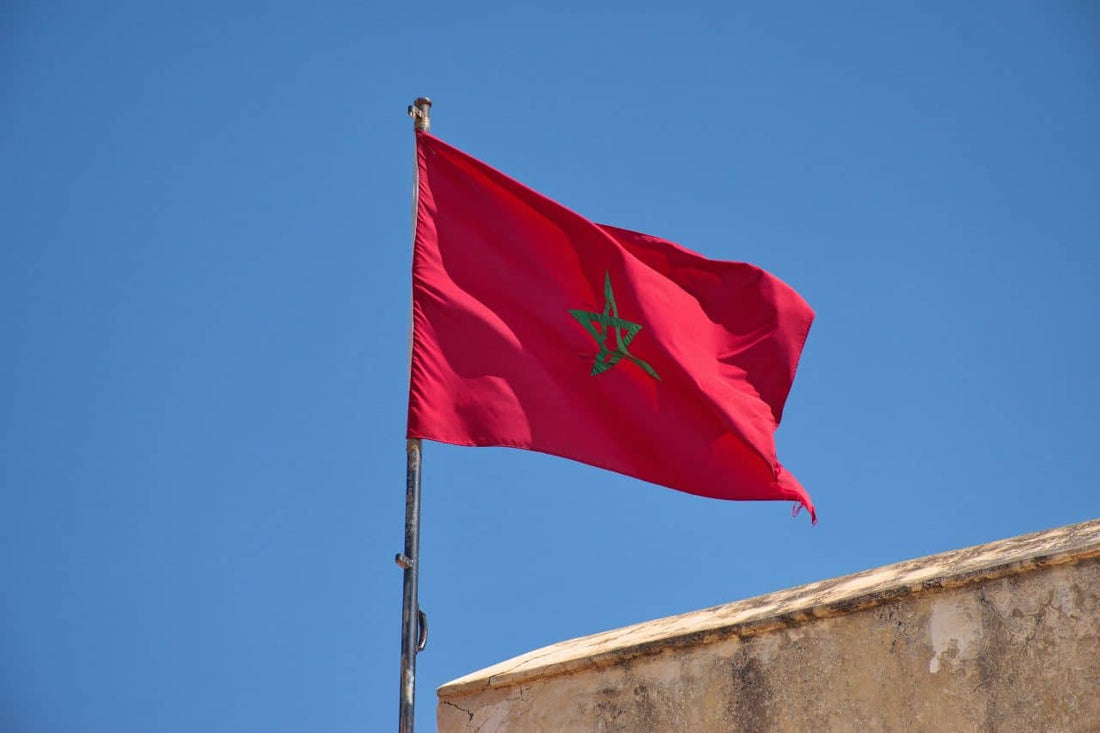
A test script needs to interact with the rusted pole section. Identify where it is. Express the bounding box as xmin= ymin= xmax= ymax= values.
xmin=397 ymin=96 xmax=431 ymax=733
